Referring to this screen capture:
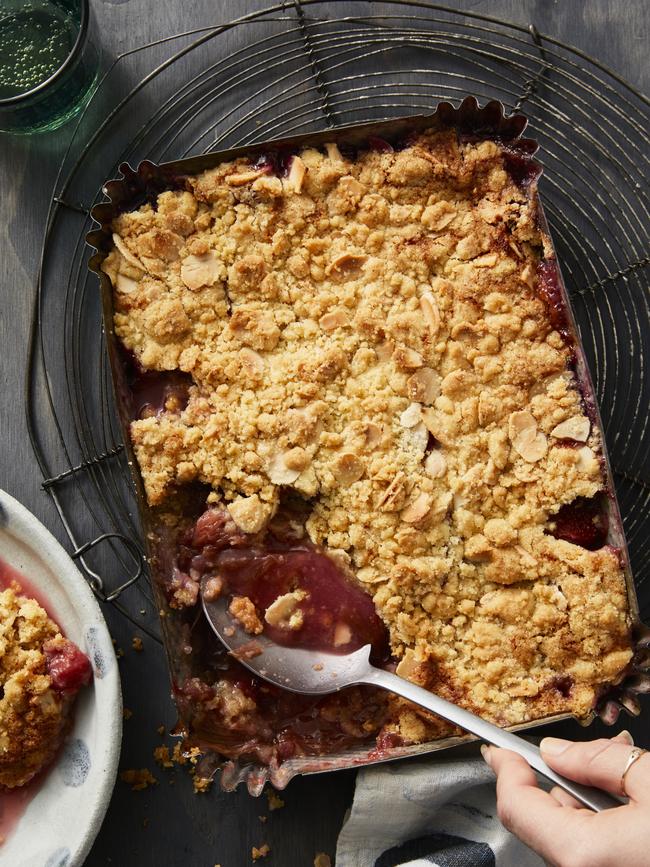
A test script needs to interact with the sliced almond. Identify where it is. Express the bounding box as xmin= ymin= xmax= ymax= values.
xmin=363 ymin=422 xmax=383 ymax=447
xmin=403 ymin=421 xmax=429 ymax=457
xmin=550 ymin=415 xmax=591 ymax=442
xmin=264 ymin=591 xmax=307 ymax=630
xmin=424 ymin=449 xmax=447 ymax=478
xmin=326 ymin=252 xmax=367 ymax=277
xmin=112 ymin=233 xmax=145 ymax=270
xmin=395 ymin=649 xmax=419 ymax=680
xmin=514 ymin=429 xmax=548 ymax=463
xmin=375 ymin=340 xmax=394 ymax=362
xmin=419 ymin=292 xmax=441 ymax=337
xmin=180 ymin=250 xmax=221 ymax=291
xmin=508 ymin=410 xmax=537 ymax=443
xmin=319 ymin=309 xmax=350 ymax=331
xmin=401 ymin=492 xmax=433 ymax=524
xmin=576 ymin=445 xmax=598 ymax=473
xmin=399 ymin=402 xmax=422 ymax=428
xmin=376 ymin=472 xmax=407 ymax=511
xmin=333 ymin=452 xmax=364 ymax=486
xmin=325 ymin=142 xmax=344 ymax=161
xmin=239 ymin=347 xmax=265 ymax=379
xmin=225 ymin=167 xmax=267 ymax=186
xmin=268 ymin=452 xmax=302 ymax=485
xmin=115 ymin=272 xmax=139 ymax=294
xmin=407 ymin=367 xmax=441 ymax=404
xmin=393 ymin=345 xmax=424 ymax=370
xmin=287 ymin=156 xmax=306 ymax=193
